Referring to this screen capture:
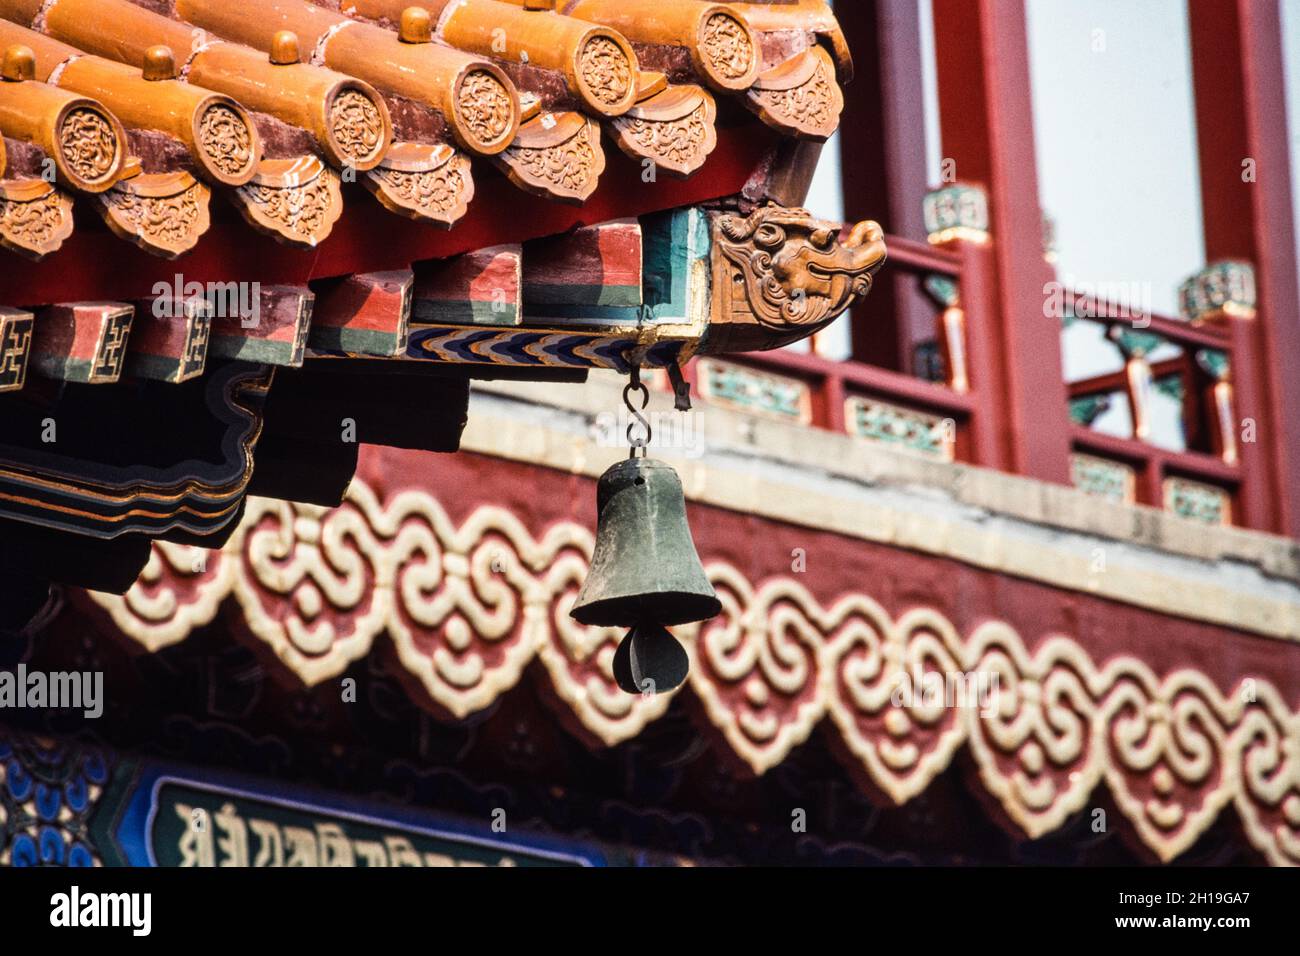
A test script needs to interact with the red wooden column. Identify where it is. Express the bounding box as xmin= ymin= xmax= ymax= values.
xmin=837 ymin=0 xmax=934 ymax=374
xmin=957 ymin=239 xmax=1008 ymax=471
xmin=1188 ymin=0 xmax=1300 ymax=537
xmin=930 ymin=0 xmax=1070 ymax=483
